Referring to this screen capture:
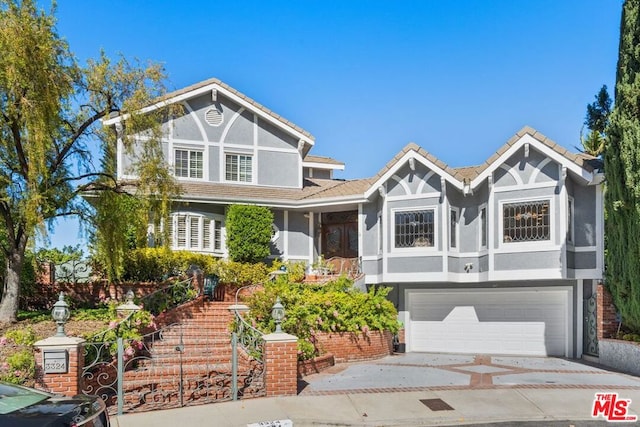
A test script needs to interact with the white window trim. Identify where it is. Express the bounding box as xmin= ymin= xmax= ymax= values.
xmin=391 ymin=206 xmax=439 ymax=254
xmin=173 ymin=146 xmax=205 ymax=181
xmin=224 ymin=151 xmax=254 ymax=184
xmin=567 ymin=196 xmax=575 ymax=247
xmin=170 ymin=212 xmax=225 ymax=254
xmin=479 ymin=203 xmax=488 ymax=252
xmin=498 ymin=196 xmax=555 ymax=251
xmin=449 ymin=206 xmax=460 ymax=251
